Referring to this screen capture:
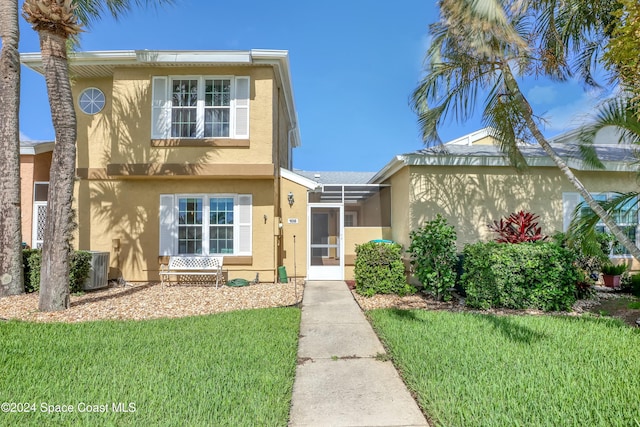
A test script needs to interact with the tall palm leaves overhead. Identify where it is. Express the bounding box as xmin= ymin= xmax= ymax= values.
xmin=412 ymin=0 xmax=640 ymax=261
